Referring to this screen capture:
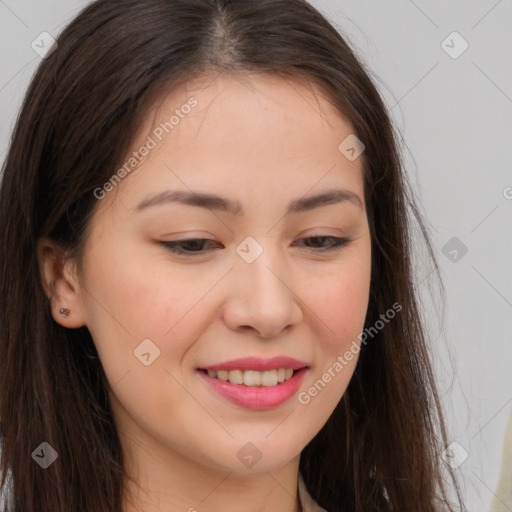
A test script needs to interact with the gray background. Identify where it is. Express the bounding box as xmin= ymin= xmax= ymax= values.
xmin=1 ymin=1 xmax=511 ymax=510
